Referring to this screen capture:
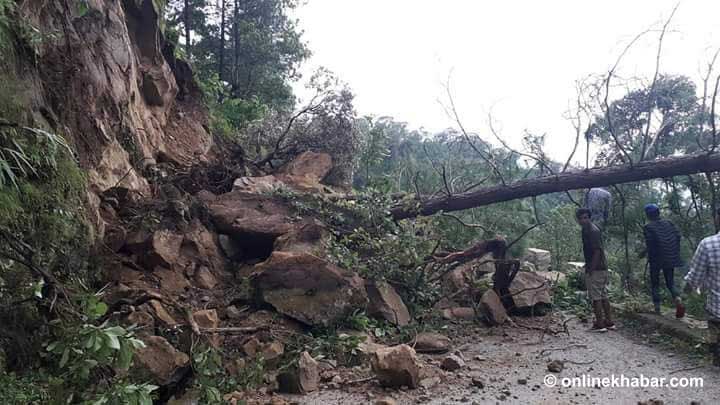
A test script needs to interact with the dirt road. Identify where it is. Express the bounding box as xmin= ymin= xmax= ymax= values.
xmin=301 ymin=316 xmax=719 ymax=405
